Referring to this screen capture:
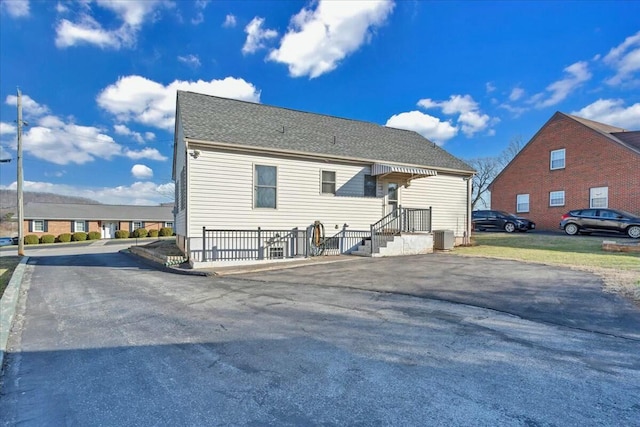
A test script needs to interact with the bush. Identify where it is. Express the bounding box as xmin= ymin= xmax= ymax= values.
xmin=159 ymin=227 xmax=174 ymax=237
xmin=57 ymin=233 xmax=72 ymax=243
xmin=148 ymin=229 xmax=159 ymax=238
xmin=132 ymin=228 xmax=148 ymax=238
xmin=87 ymin=231 xmax=101 ymax=240
xmin=115 ymin=230 xmax=130 ymax=239
xmin=72 ymin=232 xmax=87 ymax=241
xmin=40 ymin=234 xmax=56 ymax=244
xmin=24 ymin=234 xmax=40 ymax=245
